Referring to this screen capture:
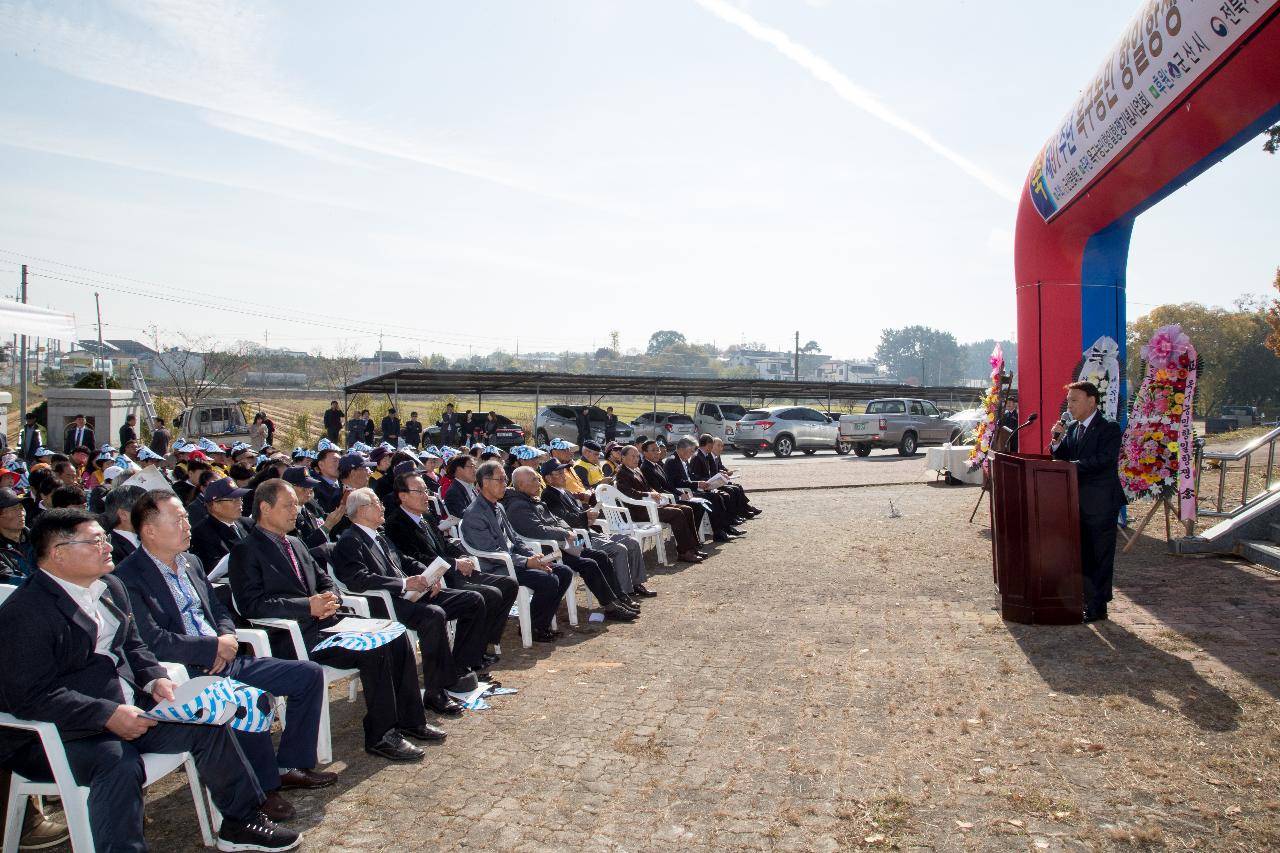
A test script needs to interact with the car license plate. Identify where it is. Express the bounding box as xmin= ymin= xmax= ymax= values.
xmin=725 ymin=425 xmax=735 ymax=437
xmin=851 ymin=422 xmax=868 ymax=432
